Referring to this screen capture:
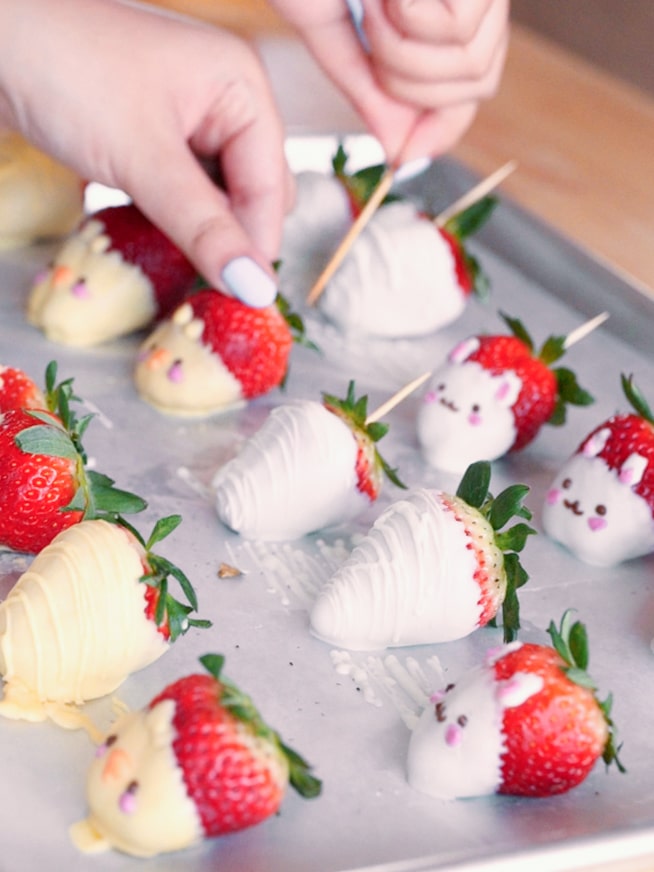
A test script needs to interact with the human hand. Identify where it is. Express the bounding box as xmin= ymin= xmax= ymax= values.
xmin=270 ymin=0 xmax=509 ymax=163
xmin=0 ymin=0 xmax=291 ymax=306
